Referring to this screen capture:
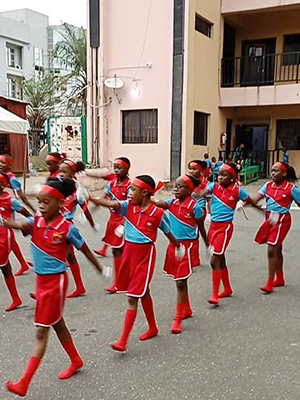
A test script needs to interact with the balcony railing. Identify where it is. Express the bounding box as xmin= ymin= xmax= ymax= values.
xmin=221 ymin=52 xmax=300 ymax=87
